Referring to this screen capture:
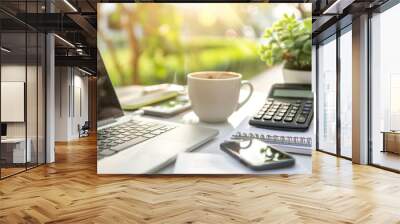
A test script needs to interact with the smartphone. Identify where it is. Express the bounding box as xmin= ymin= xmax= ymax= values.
xmin=220 ymin=139 xmax=295 ymax=171
xmin=142 ymin=95 xmax=191 ymax=117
